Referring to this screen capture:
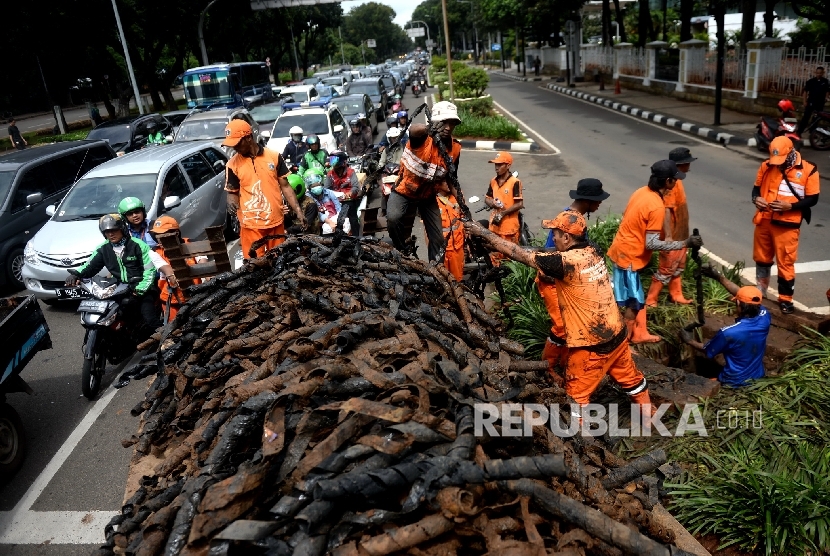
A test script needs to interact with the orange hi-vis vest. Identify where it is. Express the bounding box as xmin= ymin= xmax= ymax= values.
xmin=437 ymin=194 xmax=464 ymax=251
xmin=396 ymin=137 xmax=461 ymax=200
xmin=754 ymin=154 xmax=819 ymax=228
xmin=225 ymin=148 xmax=290 ymax=230
xmin=488 ymin=174 xmax=522 ymax=236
